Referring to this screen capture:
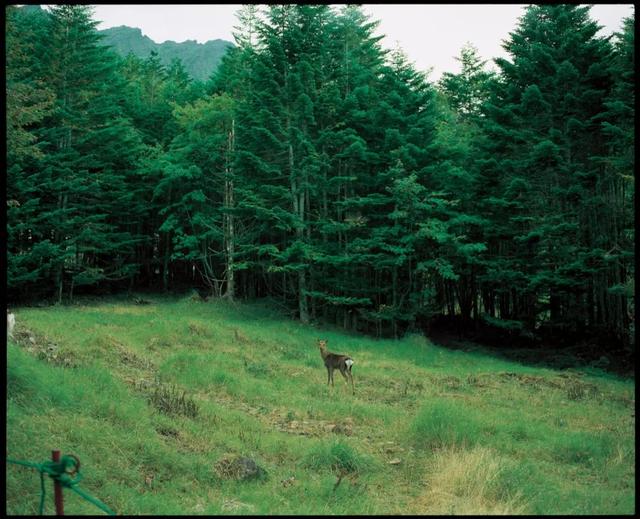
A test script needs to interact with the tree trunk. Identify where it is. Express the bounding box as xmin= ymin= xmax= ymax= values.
xmin=224 ymin=118 xmax=236 ymax=300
